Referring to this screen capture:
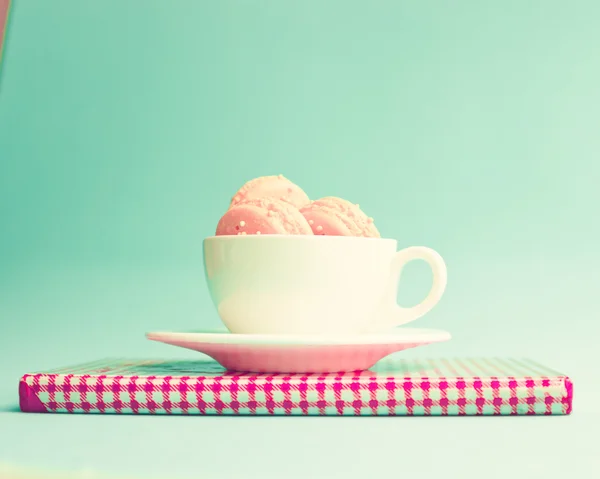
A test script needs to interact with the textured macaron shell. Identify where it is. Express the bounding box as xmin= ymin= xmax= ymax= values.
xmin=300 ymin=197 xmax=380 ymax=238
xmin=216 ymin=198 xmax=314 ymax=236
xmin=229 ymin=175 xmax=310 ymax=209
